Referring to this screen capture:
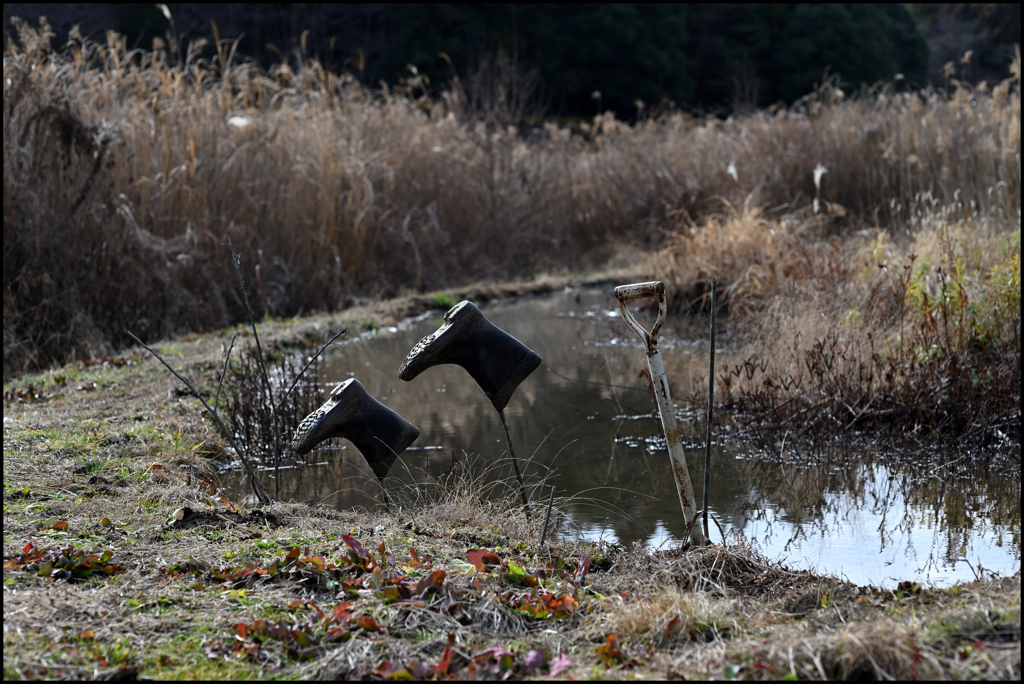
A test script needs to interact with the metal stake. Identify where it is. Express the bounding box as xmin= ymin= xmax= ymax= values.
xmin=614 ymin=281 xmax=710 ymax=546
xmin=703 ymin=278 xmax=717 ymax=541
xmin=539 ymin=485 xmax=555 ymax=547
xmin=499 ymin=409 xmax=531 ymax=515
